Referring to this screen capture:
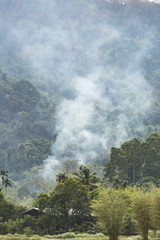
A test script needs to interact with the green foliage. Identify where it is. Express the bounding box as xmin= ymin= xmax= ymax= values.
xmin=104 ymin=133 xmax=160 ymax=185
xmin=104 ymin=138 xmax=141 ymax=184
xmin=33 ymin=177 xmax=94 ymax=234
xmin=49 ymin=177 xmax=92 ymax=231
xmin=0 ymin=71 xmax=55 ymax=177
xmin=5 ymin=215 xmax=38 ymax=235
xmin=0 ymin=169 xmax=11 ymax=191
xmin=33 ymin=193 xmax=49 ymax=212
xmin=131 ymin=189 xmax=151 ymax=240
xmin=12 ymin=80 xmax=40 ymax=106
xmin=17 ymin=184 xmax=31 ymax=199
xmin=6 ymin=219 xmax=24 ymax=234
xmin=92 ymin=188 xmax=127 ymax=240
xmin=7 ymin=139 xmax=51 ymax=172
xmin=2 ymin=2 xmax=160 ymax=237
xmin=56 ymin=172 xmax=68 ymax=183
xmin=0 ymin=192 xmax=27 ymax=234
xmin=150 ymin=188 xmax=160 ymax=230
xmin=74 ymin=165 xmax=101 ymax=191
xmin=24 ymin=227 xmax=35 ymax=237
xmin=44 ymin=232 xmax=106 ymax=238
xmin=0 ymin=193 xmax=16 ymax=222
xmin=37 ymin=214 xmax=57 ymax=235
